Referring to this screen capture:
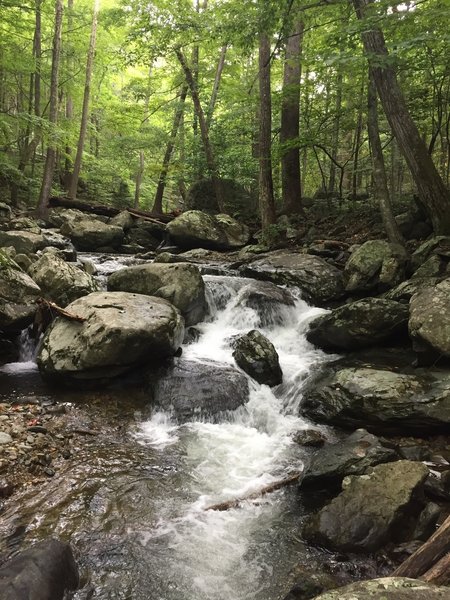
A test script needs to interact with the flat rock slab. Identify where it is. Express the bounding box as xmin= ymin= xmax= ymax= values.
xmin=312 ymin=577 xmax=450 ymax=599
